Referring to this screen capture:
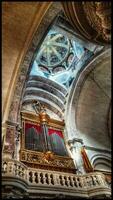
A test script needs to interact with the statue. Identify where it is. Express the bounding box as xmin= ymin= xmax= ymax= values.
xmin=32 ymin=100 xmax=47 ymax=115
